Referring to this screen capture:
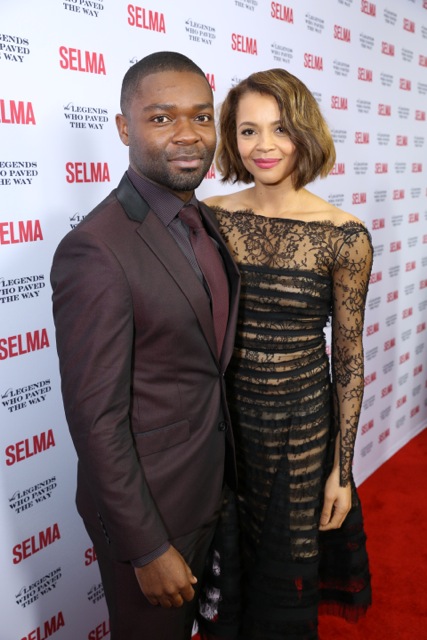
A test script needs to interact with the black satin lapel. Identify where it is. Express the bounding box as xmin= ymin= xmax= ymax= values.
xmin=116 ymin=173 xmax=150 ymax=222
xmin=136 ymin=211 xmax=218 ymax=360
